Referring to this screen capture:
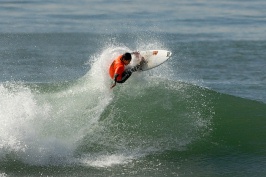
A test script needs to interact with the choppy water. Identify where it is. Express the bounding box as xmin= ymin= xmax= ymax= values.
xmin=1 ymin=0 xmax=266 ymax=176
